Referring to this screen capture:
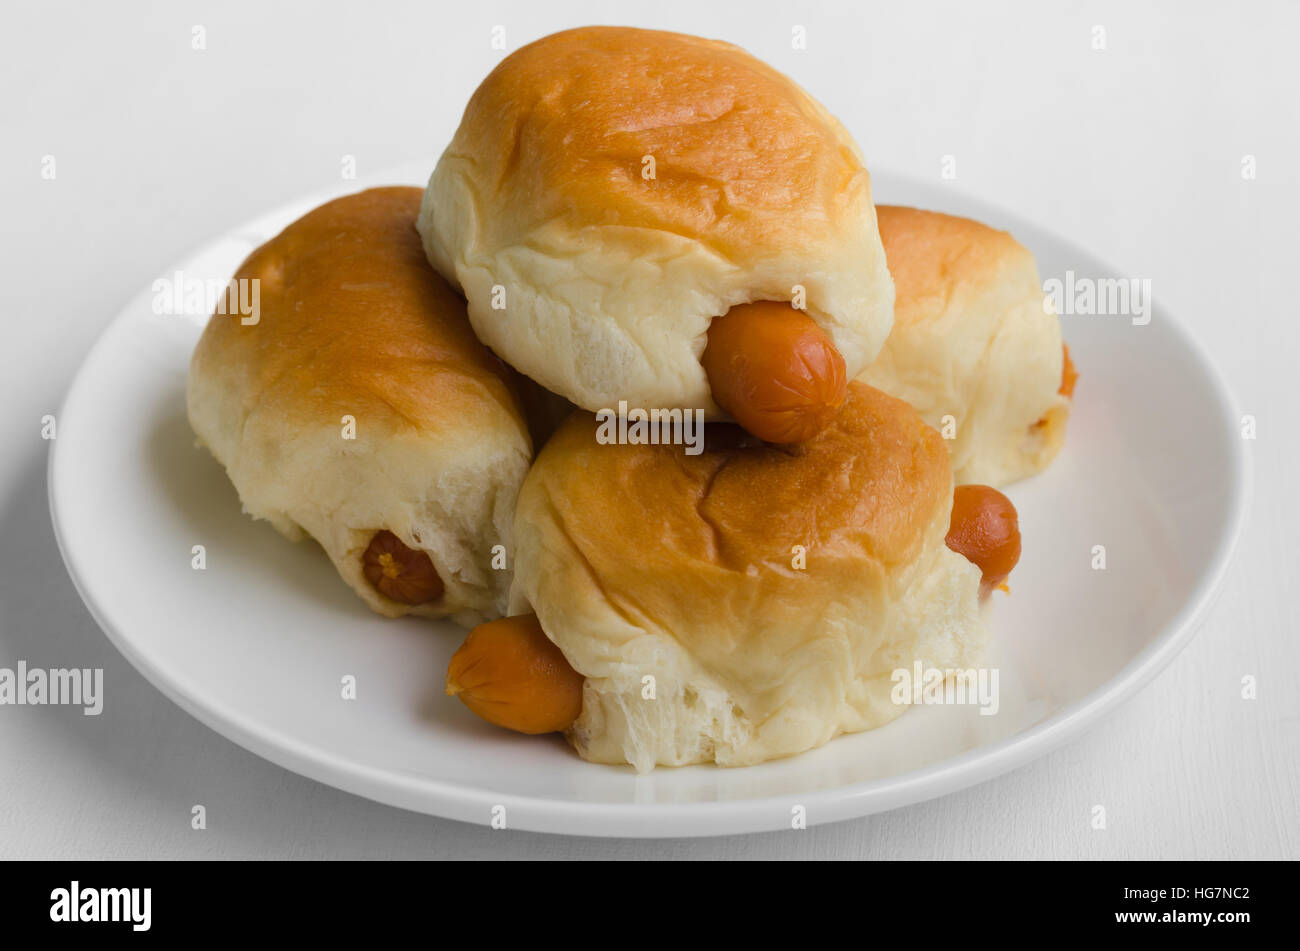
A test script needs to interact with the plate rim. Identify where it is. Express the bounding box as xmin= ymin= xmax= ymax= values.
xmin=47 ymin=166 xmax=1252 ymax=838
